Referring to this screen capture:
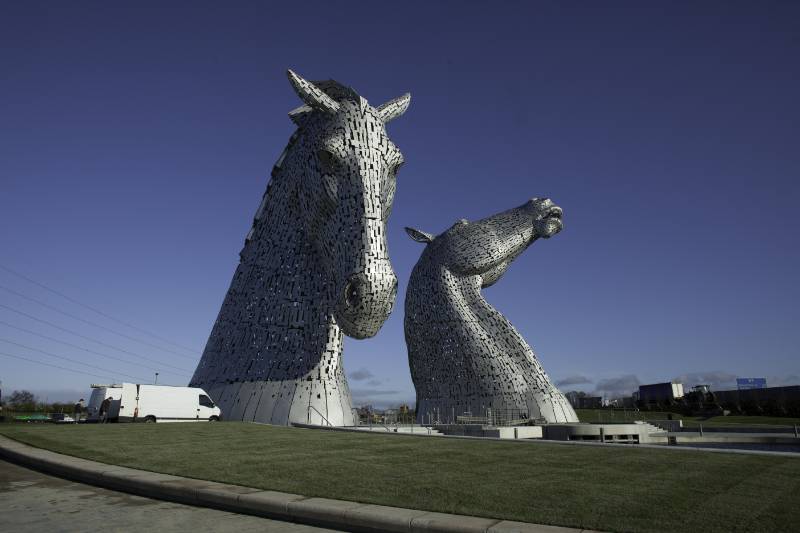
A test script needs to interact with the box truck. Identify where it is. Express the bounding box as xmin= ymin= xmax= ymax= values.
xmin=88 ymin=383 xmax=221 ymax=423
